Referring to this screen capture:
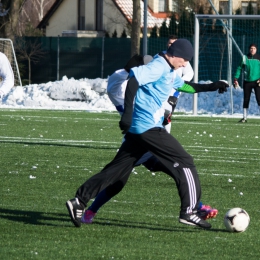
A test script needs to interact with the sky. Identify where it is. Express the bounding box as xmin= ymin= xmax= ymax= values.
xmin=1 ymin=75 xmax=260 ymax=118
